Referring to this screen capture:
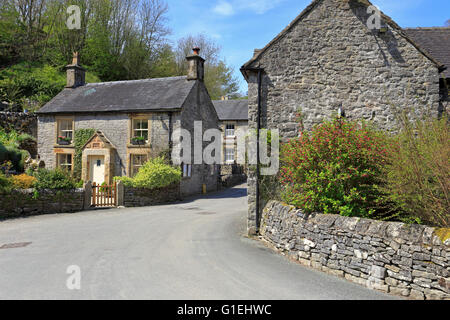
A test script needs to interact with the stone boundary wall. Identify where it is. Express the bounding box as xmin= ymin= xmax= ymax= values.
xmin=0 ymin=112 xmax=38 ymax=137
xmin=220 ymin=174 xmax=247 ymax=189
xmin=123 ymin=184 xmax=181 ymax=207
xmin=260 ymin=201 xmax=450 ymax=300
xmin=0 ymin=189 xmax=85 ymax=220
